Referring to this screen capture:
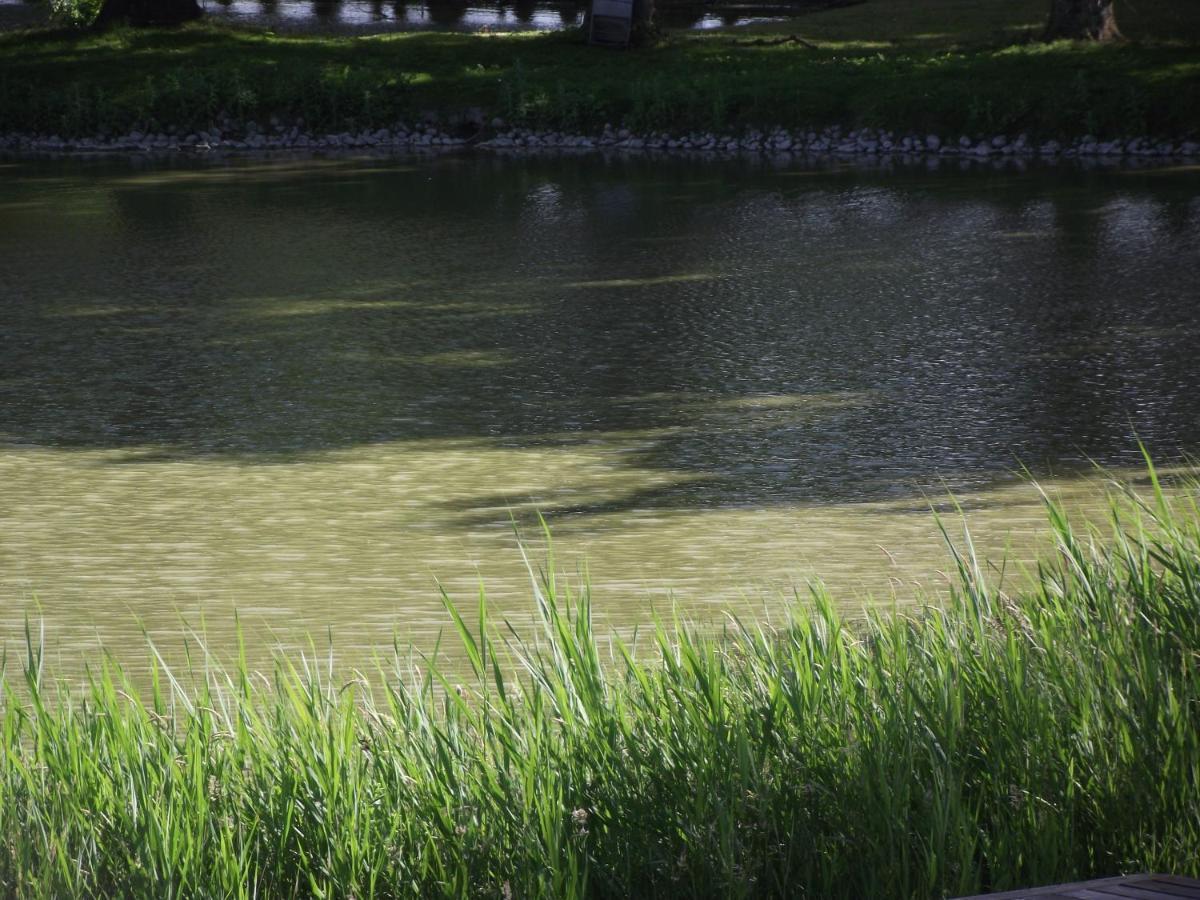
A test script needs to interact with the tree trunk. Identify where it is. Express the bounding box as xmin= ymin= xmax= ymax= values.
xmin=1044 ymin=0 xmax=1120 ymax=41
xmin=93 ymin=0 xmax=203 ymax=28
xmin=629 ymin=0 xmax=655 ymax=45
